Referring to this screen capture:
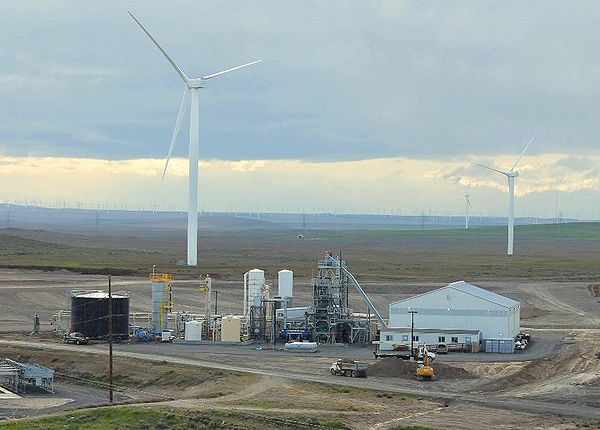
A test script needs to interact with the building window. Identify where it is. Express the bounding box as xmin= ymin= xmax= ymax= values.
xmin=451 ymin=336 xmax=458 ymax=343
xmin=412 ymin=335 xmax=419 ymax=341
xmin=385 ymin=335 xmax=393 ymax=341
xmin=438 ymin=336 xmax=445 ymax=343
xmin=402 ymin=335 xmax=409 ymax=341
